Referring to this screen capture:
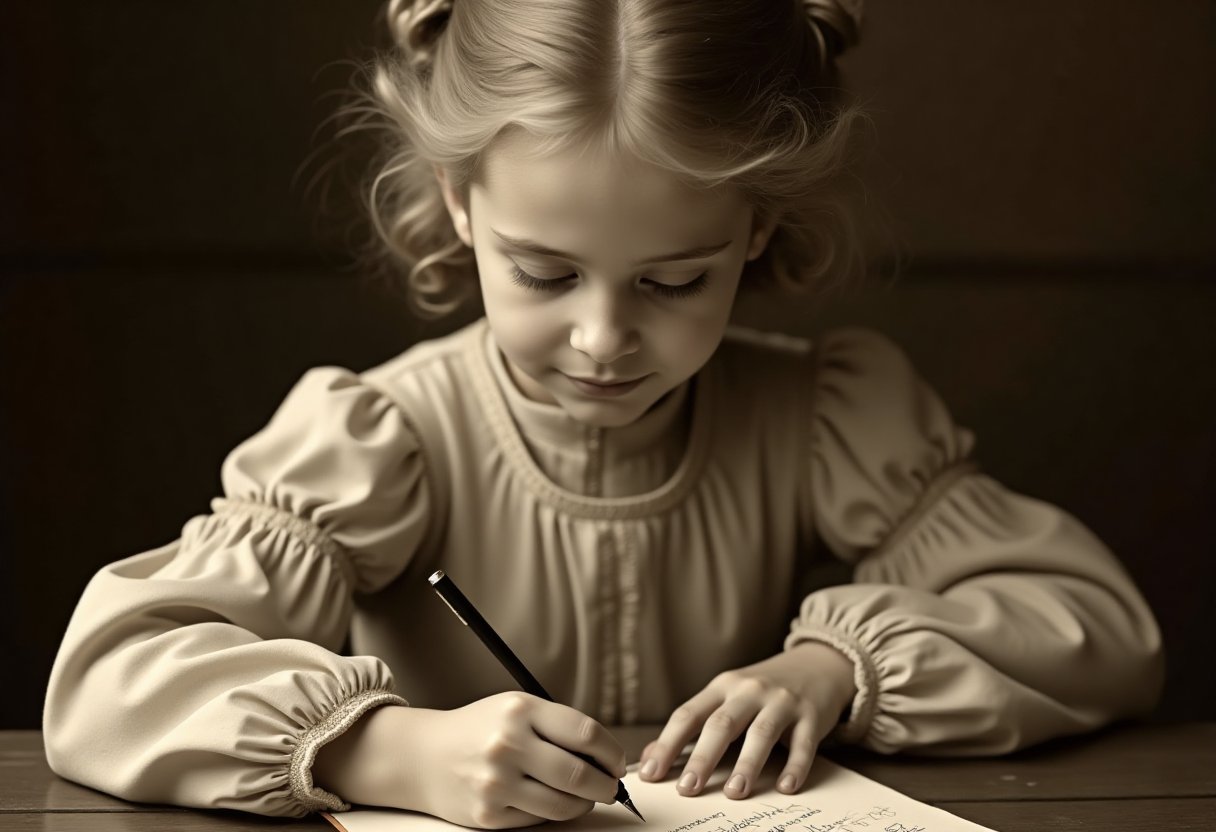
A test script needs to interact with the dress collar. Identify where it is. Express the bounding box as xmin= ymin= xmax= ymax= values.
xmin=462 ymin=318 xmax=712 ymax=519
